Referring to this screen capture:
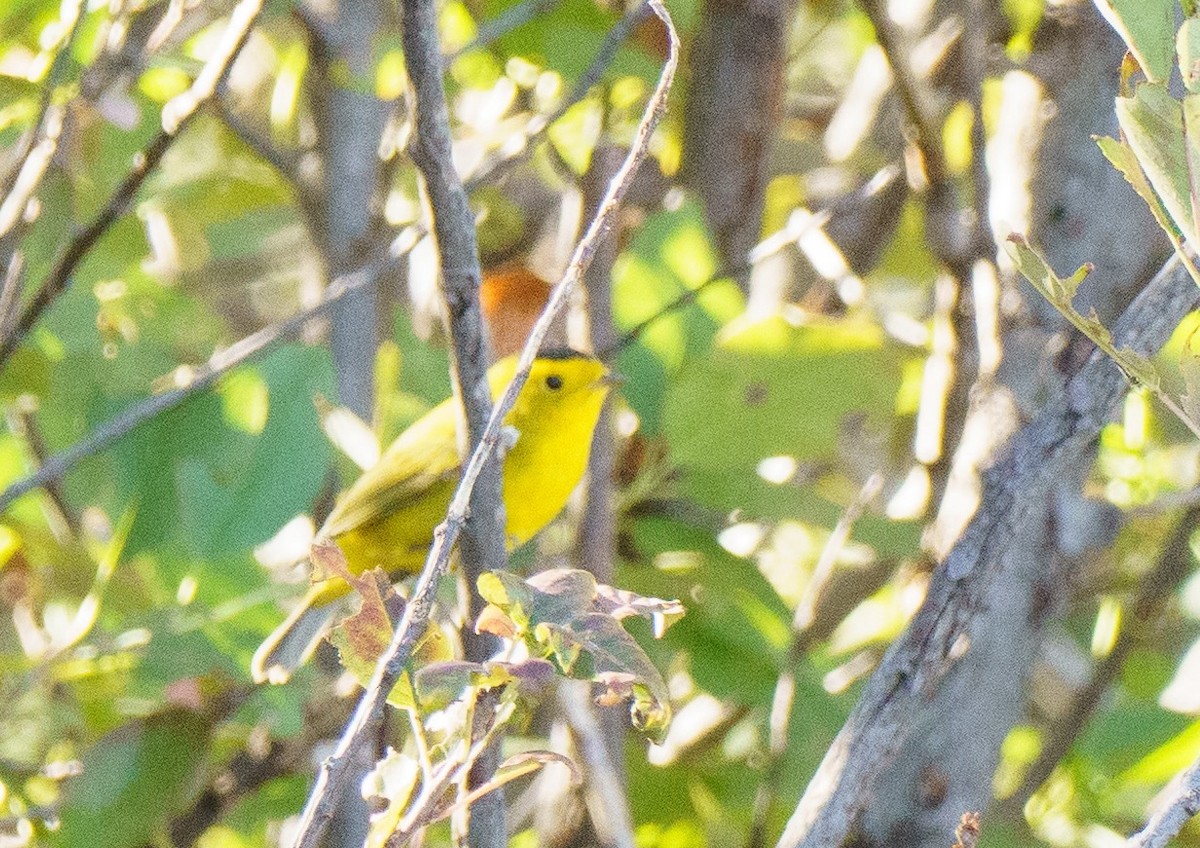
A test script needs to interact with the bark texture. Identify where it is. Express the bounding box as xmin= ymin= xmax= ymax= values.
xmin=682 ymin=0 xmax=799 ymax=286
